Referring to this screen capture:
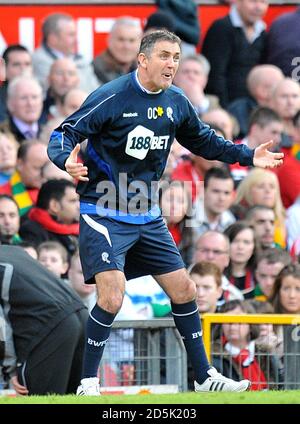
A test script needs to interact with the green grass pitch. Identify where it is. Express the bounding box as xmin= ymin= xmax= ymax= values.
xmin=1 ymin=391 xmax=300 ymax=404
